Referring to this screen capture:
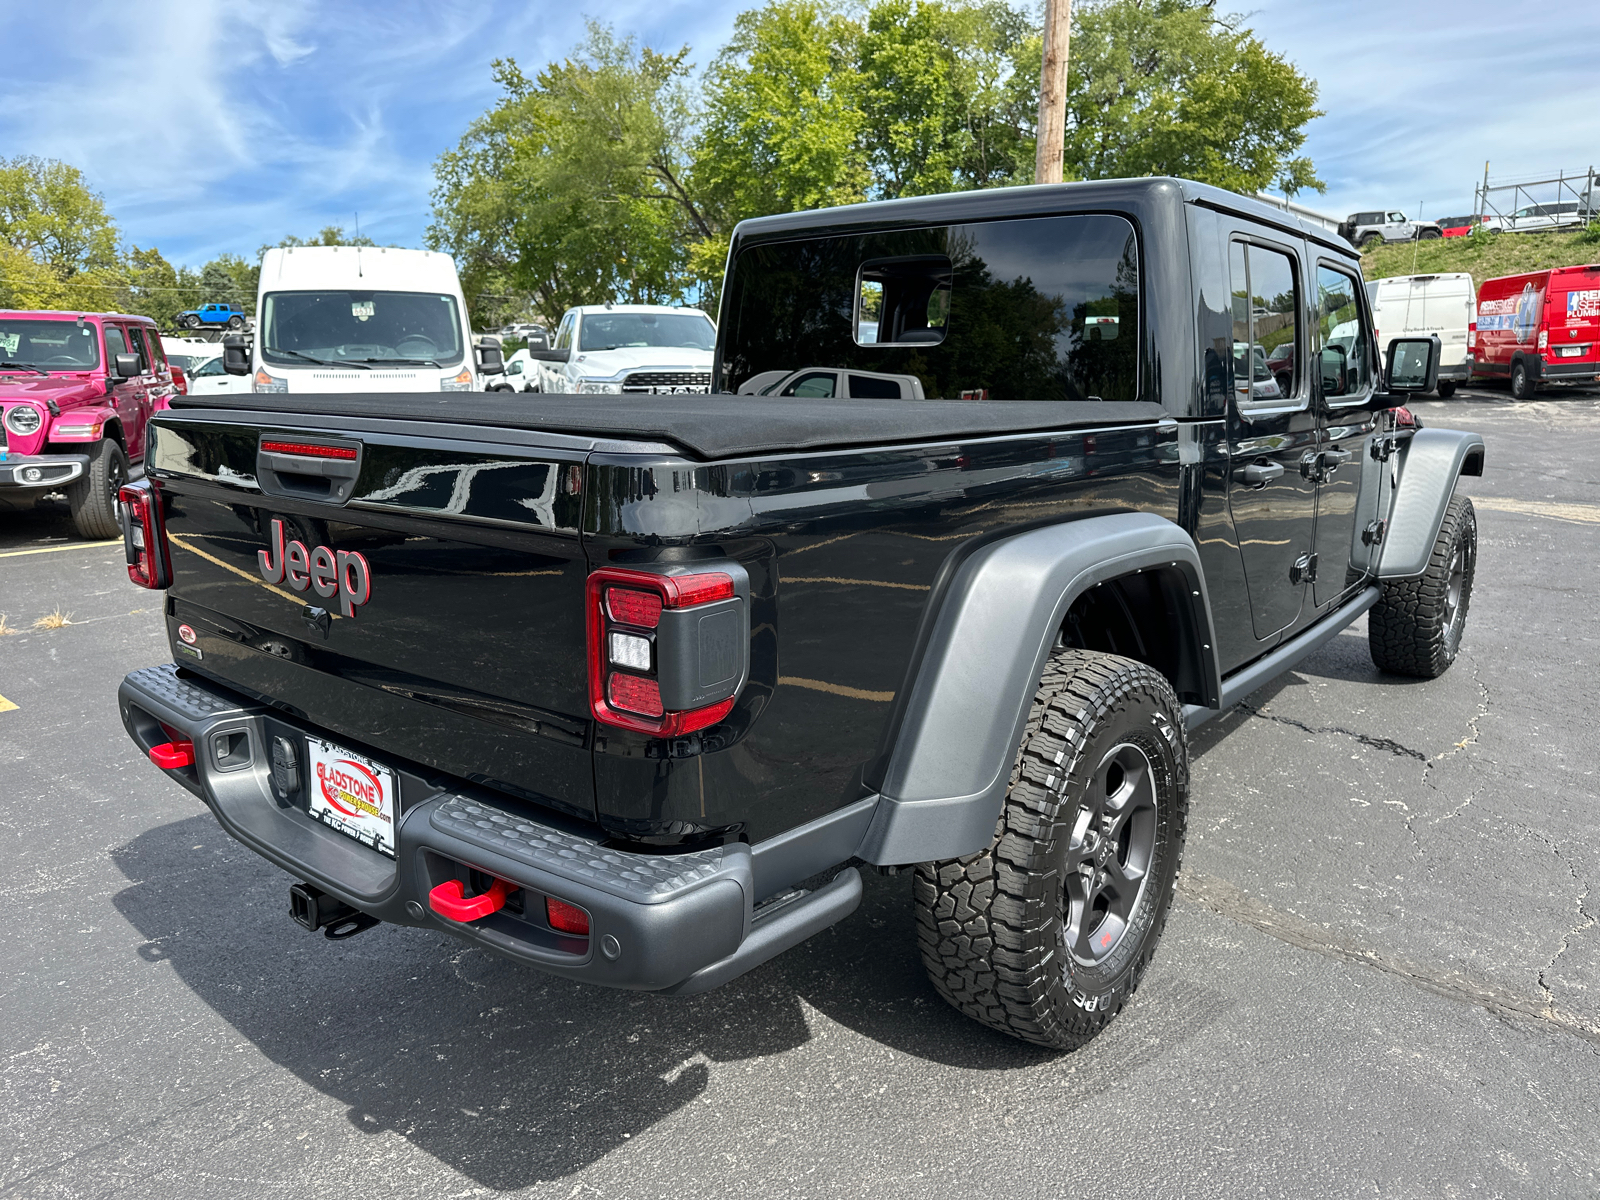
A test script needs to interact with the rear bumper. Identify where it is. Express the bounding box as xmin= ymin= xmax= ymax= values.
xmin=118 ymin=663 xmax=860 ymax=992
xmin=1436 ymin=363 xmax=1469 ymax=383
xmin=1537 ymin=358 xmax=1600 ymax=384
xmin=0 ymin=452 xmax=88 ymax=489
